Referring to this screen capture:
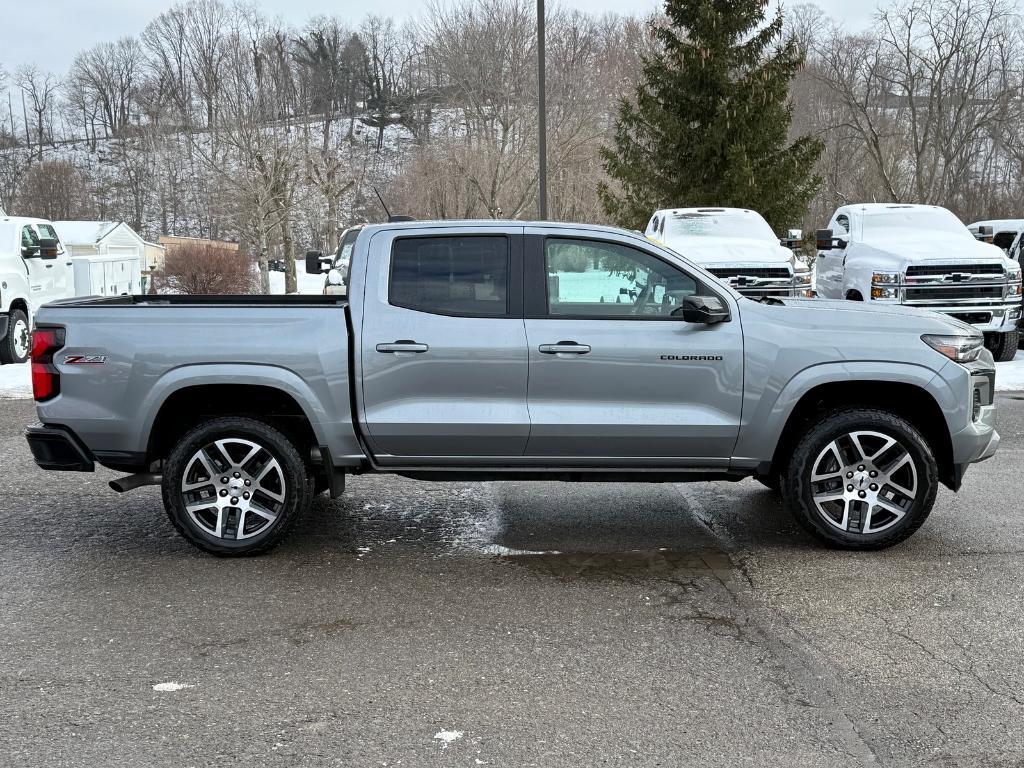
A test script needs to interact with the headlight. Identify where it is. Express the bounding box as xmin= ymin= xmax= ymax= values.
xmin=1007 ymin=266 xmax=1022 ymax=297
xmin=871 ymin=272 xmax=900 ymax=285
xmin=793 ymin=270 xmax=812 ymax=287
xmin=921 ymin=334 xmax=984 ymax=363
